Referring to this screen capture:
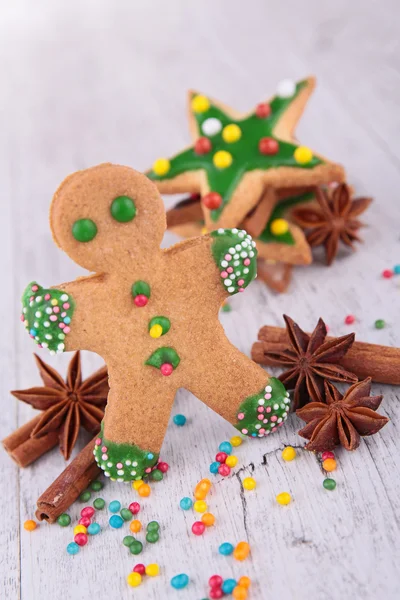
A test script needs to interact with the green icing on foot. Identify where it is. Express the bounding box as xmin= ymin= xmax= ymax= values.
xmin=235 ymin=378 xmax=290 ymax=438
xmin=93 ymin=424 xmax=159 ymax=482
xmin=211 ymin=229 xmax=257 ymax=295
xmin=21 ymin=282 xmax=75 ymax=355
xmin=145 ymin=347 xmax=180 ymax=370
